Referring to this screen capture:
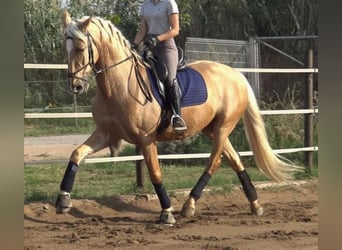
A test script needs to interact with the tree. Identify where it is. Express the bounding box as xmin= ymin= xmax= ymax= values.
xmin=246 ymin=0 xmax=318 ymax=36
xmin=24 ymin=0 xmax=143 ymax=108
xmin=24 ymin=0 xmax=66 ymax=108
